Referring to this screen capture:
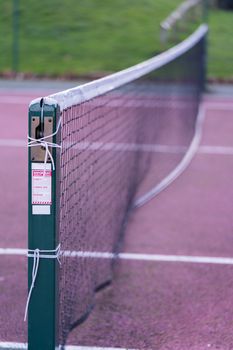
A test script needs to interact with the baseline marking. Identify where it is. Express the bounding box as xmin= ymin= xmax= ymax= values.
xmin=1 ymin=248 xmax=233 ymax=266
